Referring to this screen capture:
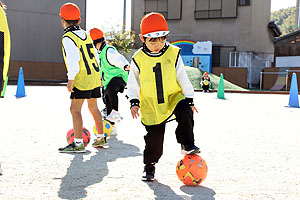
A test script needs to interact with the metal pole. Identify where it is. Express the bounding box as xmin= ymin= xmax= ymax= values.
xmin=286 ymin=70 xmax=288 ymax=91
xmin=260 ymin=72 xmax=263 ymax=90
xmin=229 ymin=52 xmax=232 ymax=67
xmin=122 ymin=0 xmax=126 ymax=33
xmin=234 ymin=52 xmax=237 ymax=67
